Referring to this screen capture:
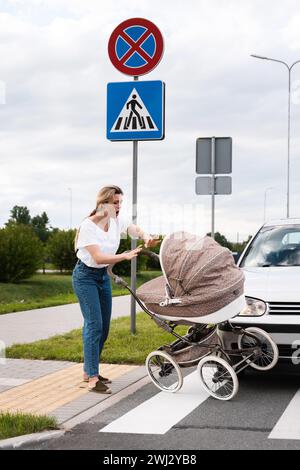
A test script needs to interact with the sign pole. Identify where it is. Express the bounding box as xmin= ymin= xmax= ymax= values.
xmin=211 ymin=137 xmax=216 ymax=239
xmin=107 ymin=18 xmax=165 ymax=334
xmin=195 ymin=137 xmax=232 ymax=227
xmin=130 ymin=76 xmax=139 ymax=335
